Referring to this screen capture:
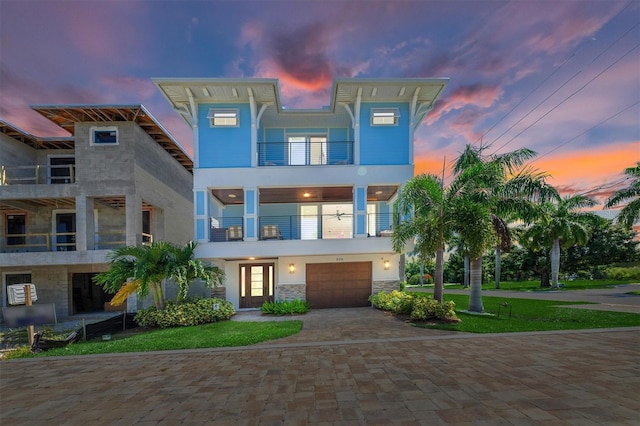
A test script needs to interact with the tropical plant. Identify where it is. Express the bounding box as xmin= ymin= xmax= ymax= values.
xmin=391 ymin=163 xmax=495 ymax=303
xmin=94 ymin=241 xmax=224 ymax=310
xmin=605 ymin=162 xmax=640 ymax=230
xmin=452 ymin=144 xmax=558 ymax=311
xmin=520 ymin=195 xmax=597 ymax=288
